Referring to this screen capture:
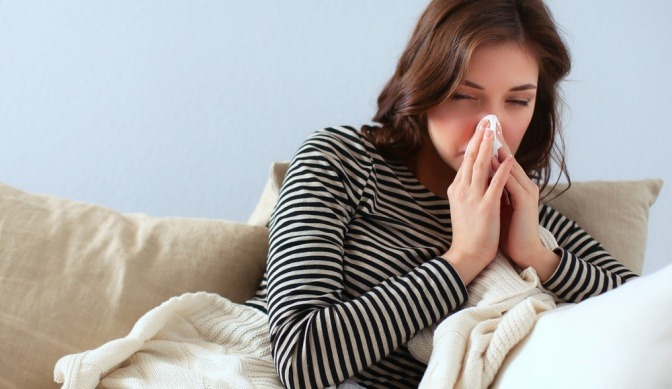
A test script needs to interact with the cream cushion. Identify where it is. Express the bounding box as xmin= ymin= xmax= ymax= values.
xmin=542 ymin=180 xmax=662 ymax=274
xmin=249 ymin=162 xmax=662 ymax=274
xmin=0 ymin=182 xmax=269 ymax=389
xmin=248 ymin=161 xmax=289 ymax=226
